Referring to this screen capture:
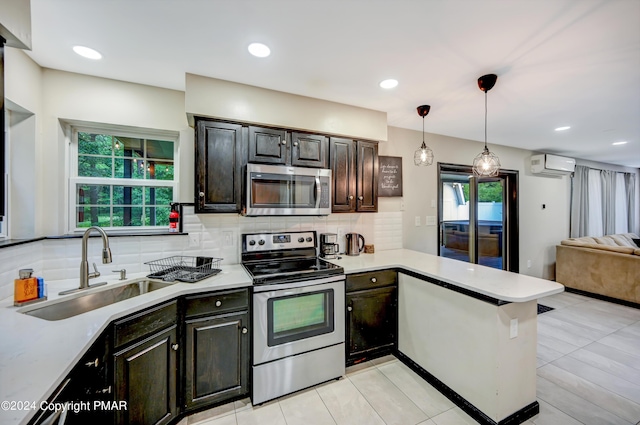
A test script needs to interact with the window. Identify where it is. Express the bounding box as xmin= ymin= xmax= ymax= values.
xmin=70 ymin=127 xmax=177 ymax=232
